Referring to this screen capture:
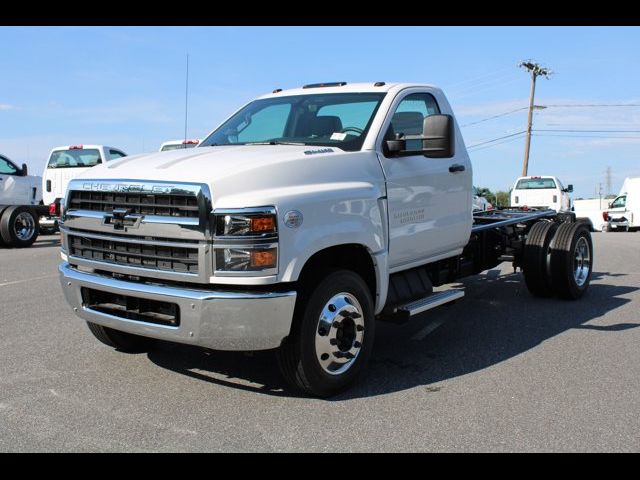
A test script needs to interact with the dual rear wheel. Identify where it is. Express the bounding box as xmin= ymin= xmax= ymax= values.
xmin=0 ymin=206 xmax=39 ymax=248
xmin=523 ymin=221 xmax=593 ymax=300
